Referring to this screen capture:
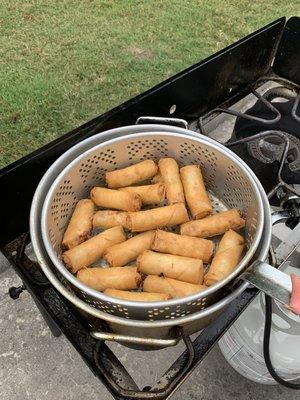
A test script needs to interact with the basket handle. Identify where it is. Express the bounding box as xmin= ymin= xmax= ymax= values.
xmin=241 ymin=210 xmax=299 ymax=313
xmin=242 ymin=261 xmax=293 ymax=306
xmin=90 ymin=330 xmax=179 ymax=348
xmin=136 ymin=116 xmax=188 ymax=129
